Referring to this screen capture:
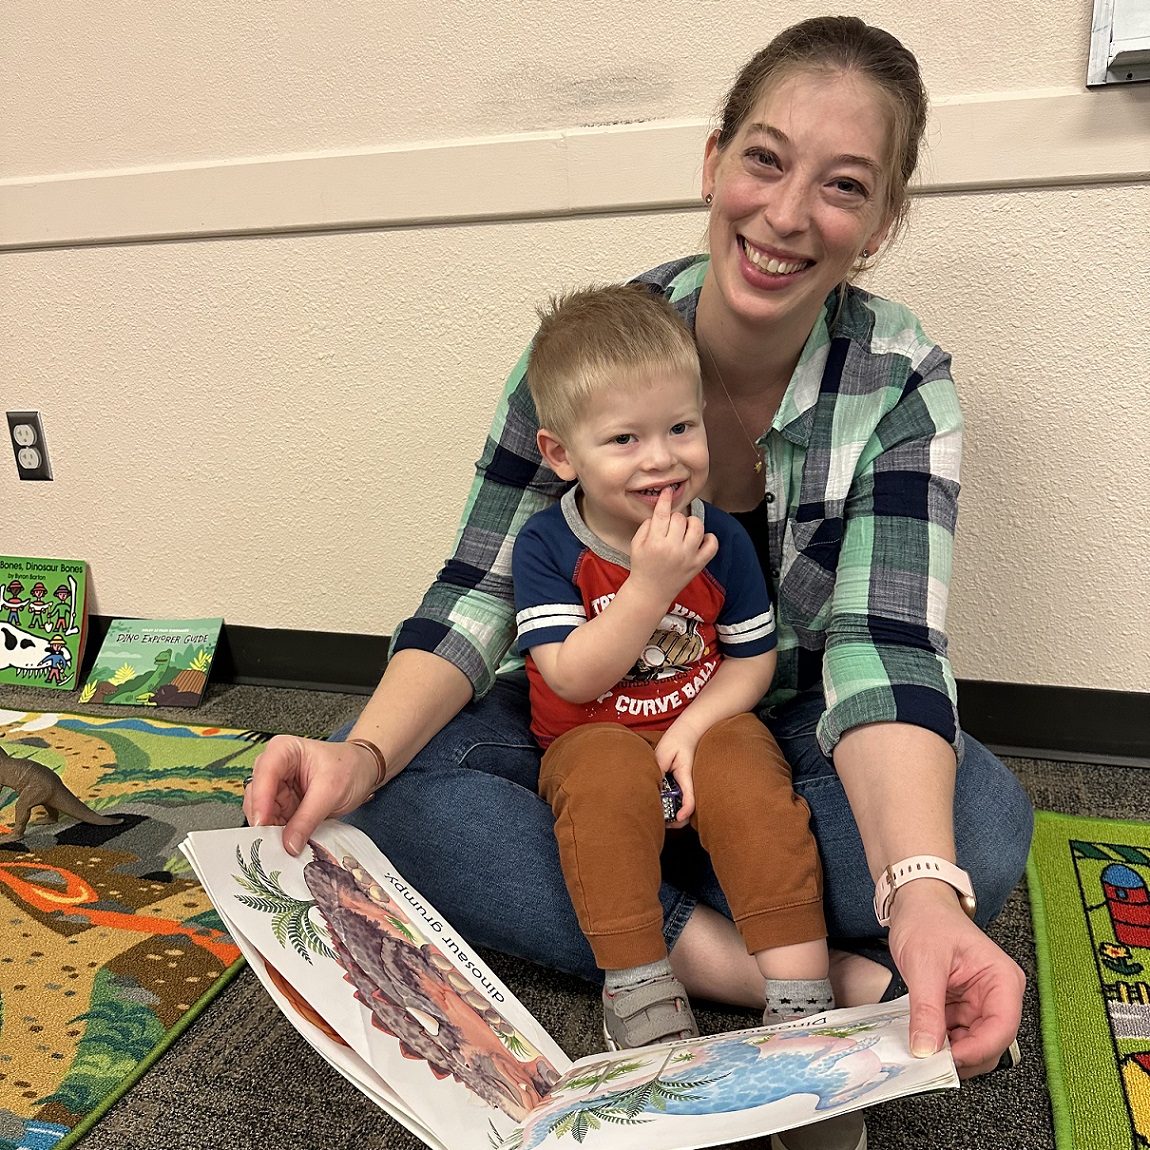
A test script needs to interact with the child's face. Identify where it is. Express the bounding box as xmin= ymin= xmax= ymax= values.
xmin=548 ymin=367 xmax=708 ymax=550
